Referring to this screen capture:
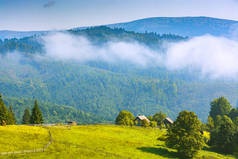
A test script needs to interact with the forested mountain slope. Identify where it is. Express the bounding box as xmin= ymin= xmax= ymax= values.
xmin=0 ymin=26 xmax=238 ymax=122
